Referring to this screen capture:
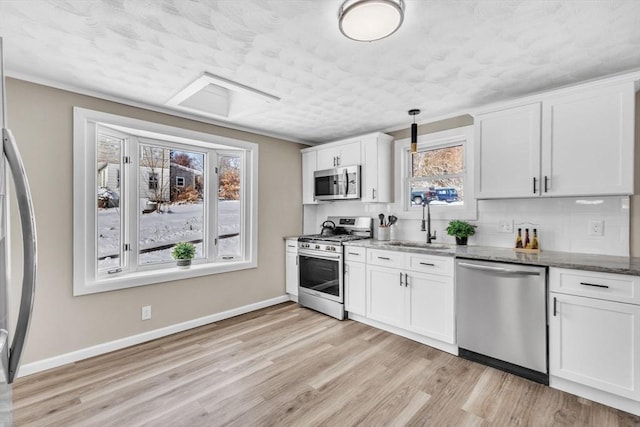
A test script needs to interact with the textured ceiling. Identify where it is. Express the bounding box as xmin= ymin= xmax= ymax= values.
xmin=1 ymin=0 xmax=639 ymax=144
